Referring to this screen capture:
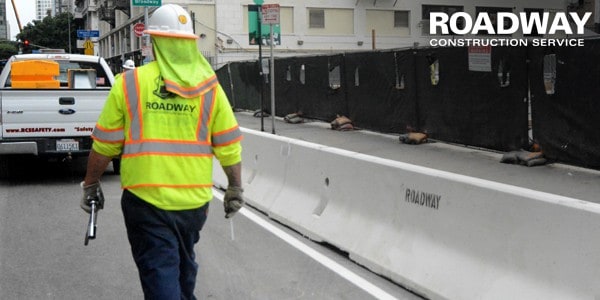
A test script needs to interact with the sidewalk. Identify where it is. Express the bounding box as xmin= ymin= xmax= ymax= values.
xmin=234 ymin=111 xmax=600 ymax=204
